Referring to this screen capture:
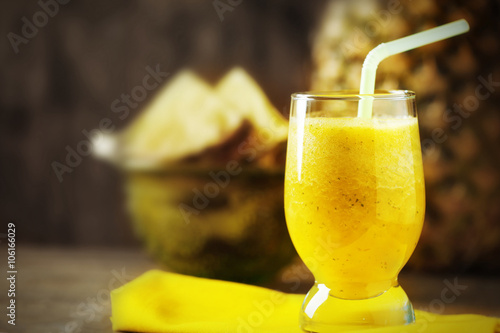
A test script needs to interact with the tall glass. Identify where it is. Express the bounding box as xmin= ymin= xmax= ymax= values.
xmin=284 ymin=90 xmax=425 ymax=331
